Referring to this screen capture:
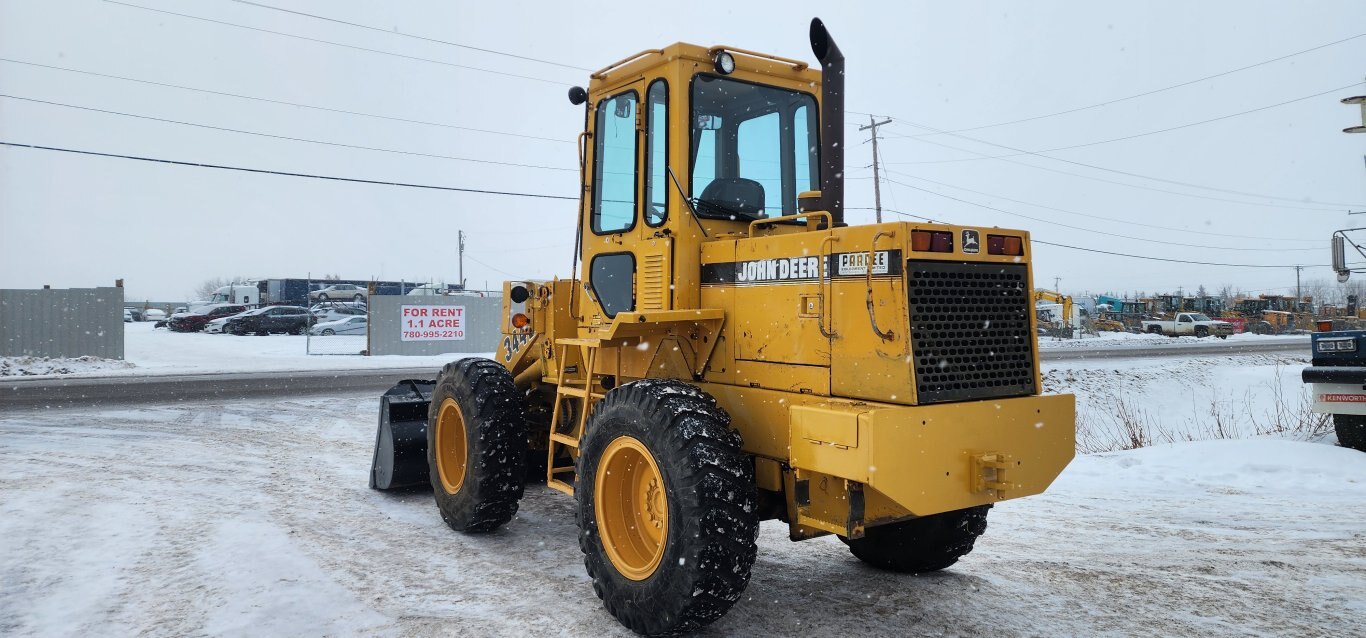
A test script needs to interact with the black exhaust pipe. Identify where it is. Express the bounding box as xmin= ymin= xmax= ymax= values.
xmin=810 ymin=18 xmax=845 ymax=227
